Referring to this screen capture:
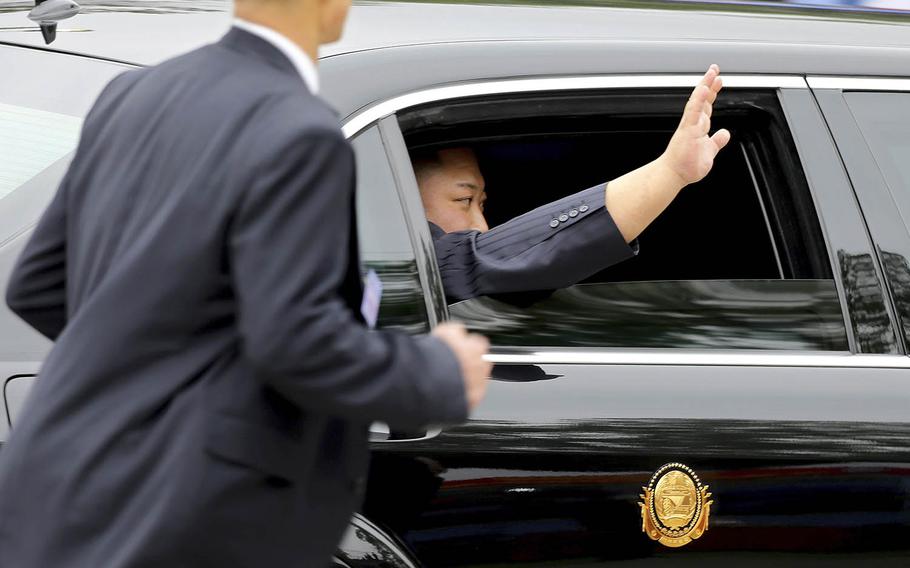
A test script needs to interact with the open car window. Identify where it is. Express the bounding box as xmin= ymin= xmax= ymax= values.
xmin=400 ymin=88 xmax=849 ymax=350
